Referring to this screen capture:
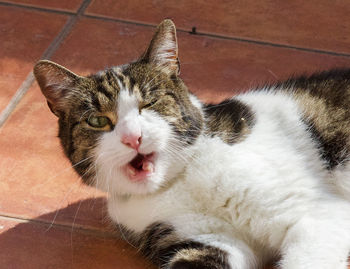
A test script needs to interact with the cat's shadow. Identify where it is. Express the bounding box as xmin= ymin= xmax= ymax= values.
xmin=0 ymin=198 xmax=156 ymax=269
xmin=0 ymin=198 xmax=278 ymax=269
